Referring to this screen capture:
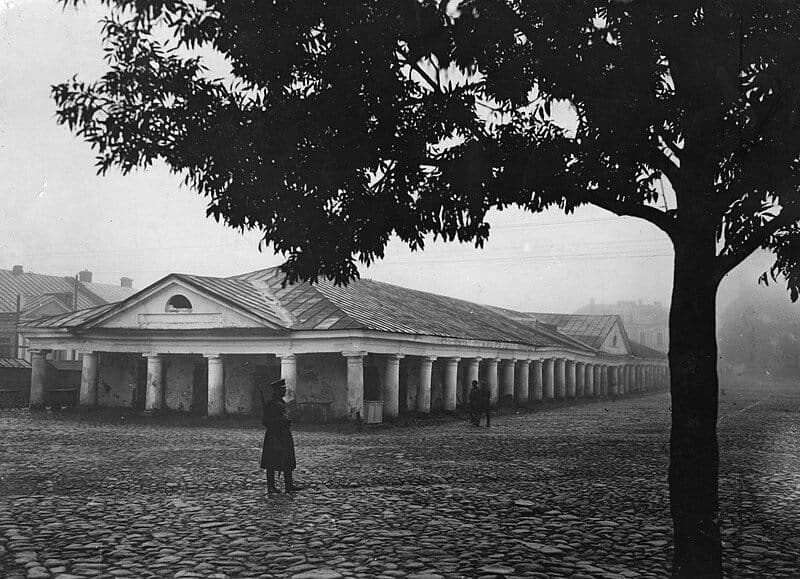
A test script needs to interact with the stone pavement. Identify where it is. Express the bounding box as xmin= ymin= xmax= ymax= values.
xmin=0 ymin=383 xmax=798 ymax=579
